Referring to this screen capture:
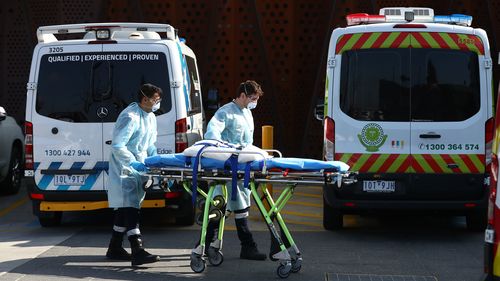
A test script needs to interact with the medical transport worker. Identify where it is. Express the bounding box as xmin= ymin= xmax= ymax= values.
xmin=203 ymin=80 xmax=266 ymax=260
xmin=105 ymin=83 xmax=161 ymax=266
